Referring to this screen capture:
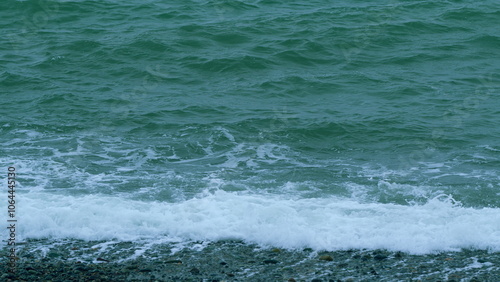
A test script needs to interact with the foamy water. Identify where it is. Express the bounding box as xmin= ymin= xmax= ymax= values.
xmin=5 ymin=189 xmax=498 ymax=255
xmin=2 ymin=1 xmax=499 ymax=270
